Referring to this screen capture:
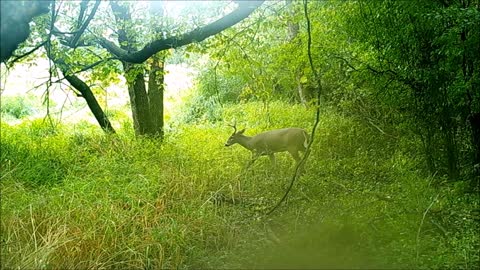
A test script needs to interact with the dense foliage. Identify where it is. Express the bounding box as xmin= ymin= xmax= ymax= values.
xmin=192 ymin=0 xmax=480 ymax=183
